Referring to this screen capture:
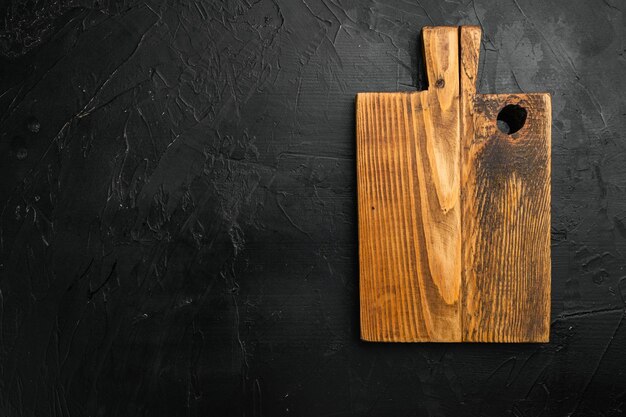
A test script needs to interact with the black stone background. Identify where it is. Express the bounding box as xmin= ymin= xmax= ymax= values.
xmin=0 ymin=0 xmax=625 ymax=416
